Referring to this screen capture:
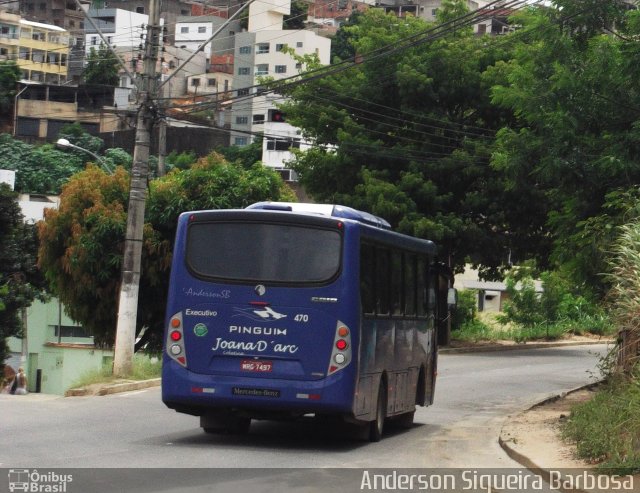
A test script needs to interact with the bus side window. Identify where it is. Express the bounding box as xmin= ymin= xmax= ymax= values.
xmin=376 ymin=247 xmax=390 ymax=316
xmin=416 ymin=256 xmax=427 ymax=317
xmin=391 ymin=251 xmax=403 ymax=316
xmin=404 ymin=254 xmax=416 ymax=317
xmin=360 ymin=243 xmax=376 ymax=315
